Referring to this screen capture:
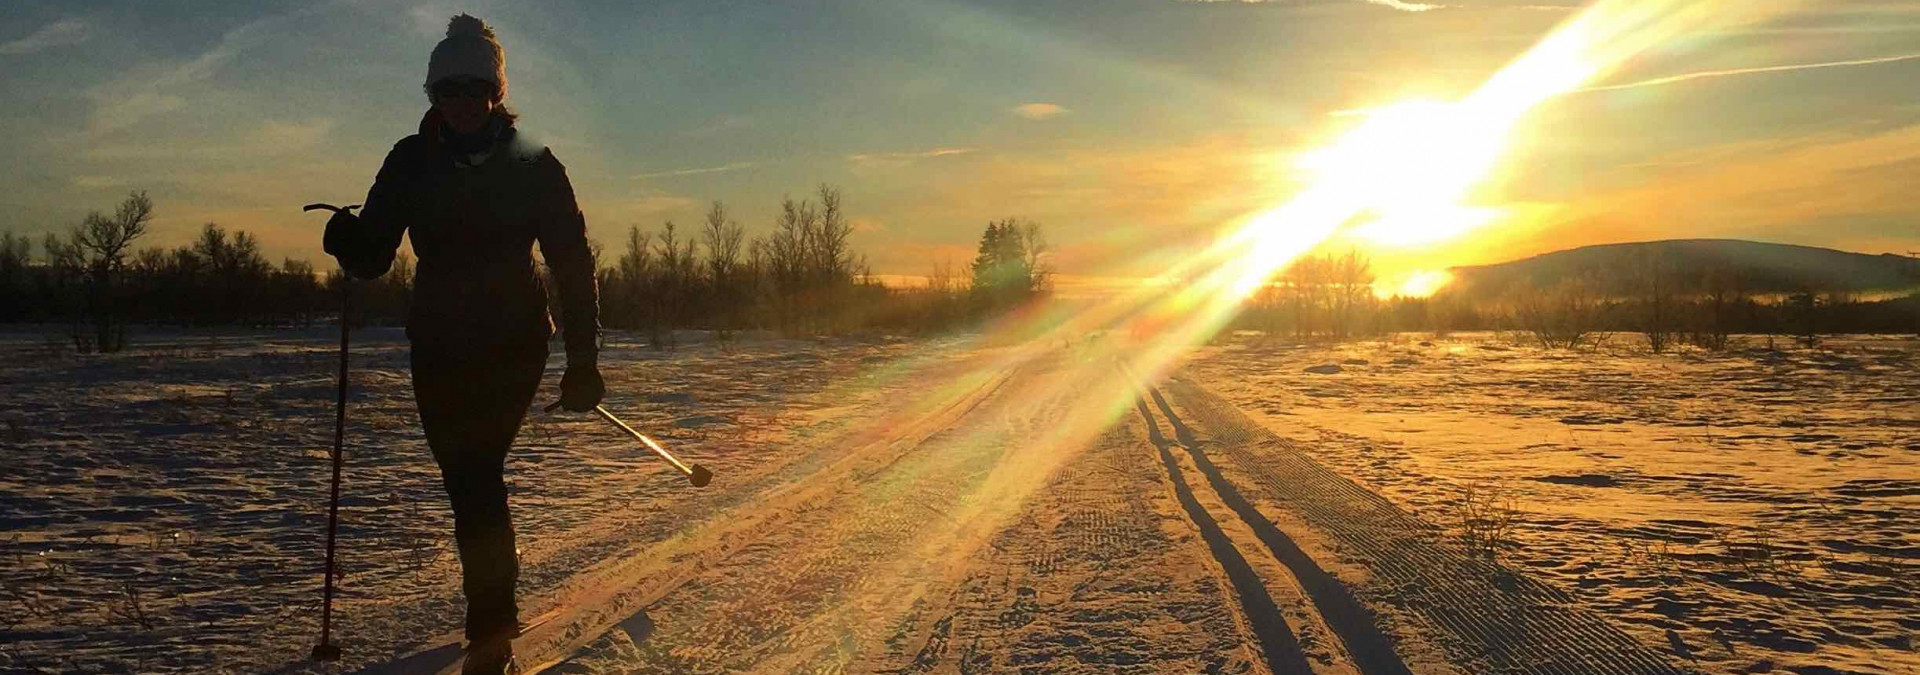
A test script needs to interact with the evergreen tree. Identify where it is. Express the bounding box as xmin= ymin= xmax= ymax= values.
xmin=969 ymin=219 xmax=1034 ymax=313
